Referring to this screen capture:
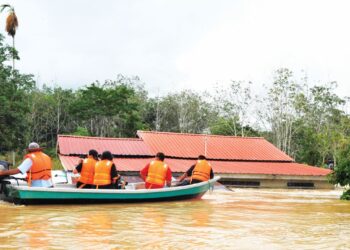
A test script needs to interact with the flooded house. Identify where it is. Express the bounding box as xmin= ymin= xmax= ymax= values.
xmin=57 ymin=131 xmax=332 ymax=189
